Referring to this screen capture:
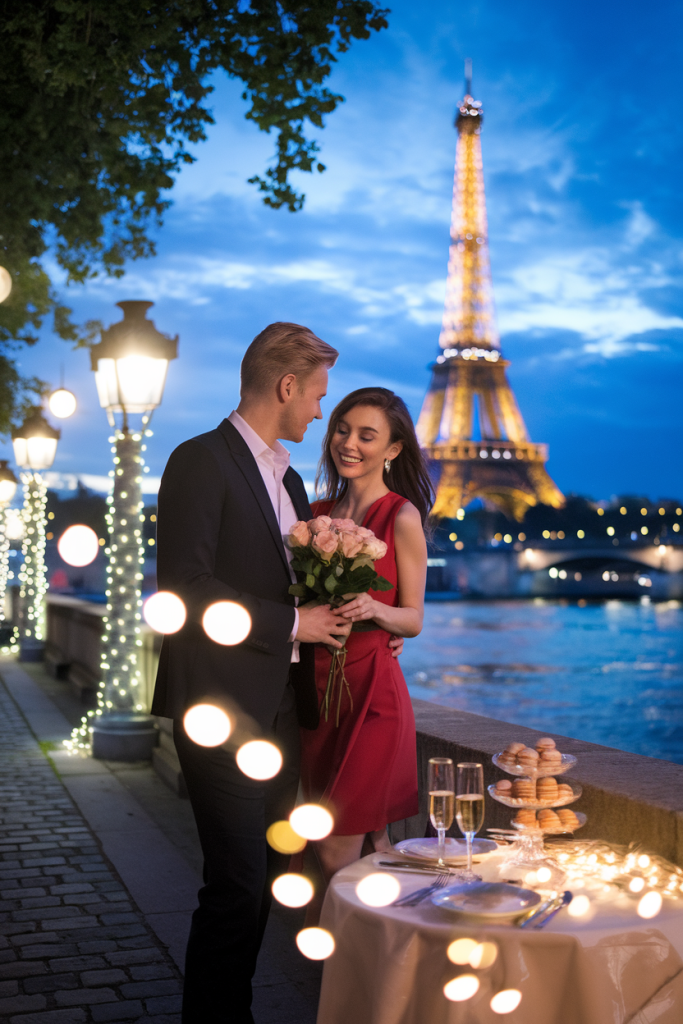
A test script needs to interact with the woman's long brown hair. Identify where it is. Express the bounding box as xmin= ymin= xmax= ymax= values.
xmin=315 ymin=387 xmax=434 ymax=525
